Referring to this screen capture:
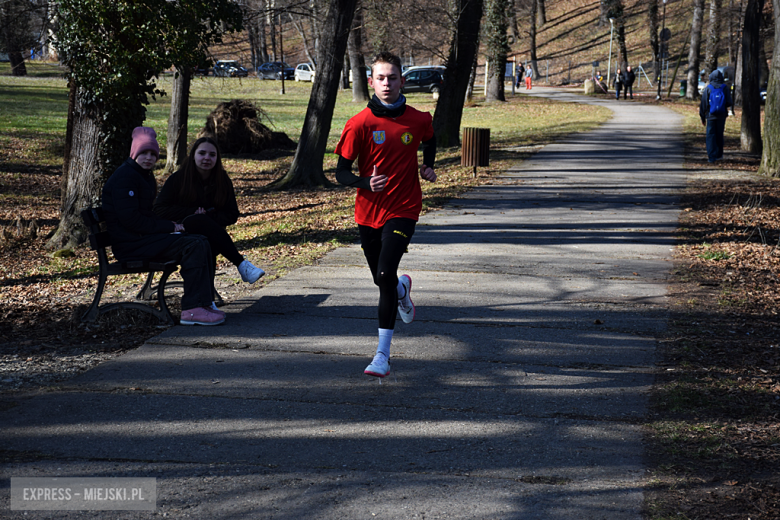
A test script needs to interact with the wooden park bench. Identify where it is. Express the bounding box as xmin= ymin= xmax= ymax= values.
xmin=80 ymin=207 xmax=179 ymax=325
